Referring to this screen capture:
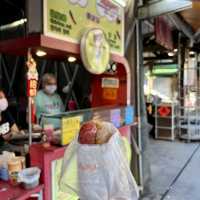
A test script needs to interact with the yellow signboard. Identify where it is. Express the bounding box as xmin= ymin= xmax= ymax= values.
xmin=61 ymin=116 xmax=82 ymax=145
xmin=43 ymin=0 xmax=124 ymax=55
